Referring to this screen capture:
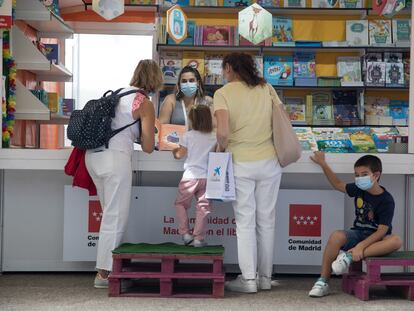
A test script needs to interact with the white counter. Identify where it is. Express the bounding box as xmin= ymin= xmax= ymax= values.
xmin=0 ymin=149 xmax=414 ymax=174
